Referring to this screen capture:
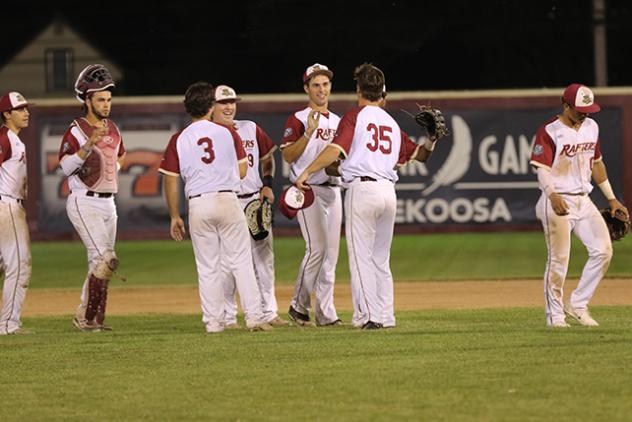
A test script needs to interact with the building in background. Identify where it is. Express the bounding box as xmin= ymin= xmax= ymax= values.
xmin=0 ymin=18 xmax=122 ymax=98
